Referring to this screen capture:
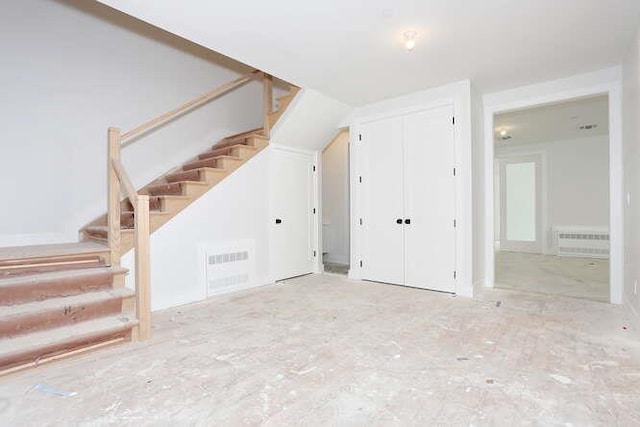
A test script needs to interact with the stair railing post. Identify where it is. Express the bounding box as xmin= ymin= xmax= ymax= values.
xmin=263 ymin=72 xmax=273 ymax=138
xmin=107 ymin=127 xmax=122 ymax=268
xmin=134 ymin=194 xmax=151 ymax=340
